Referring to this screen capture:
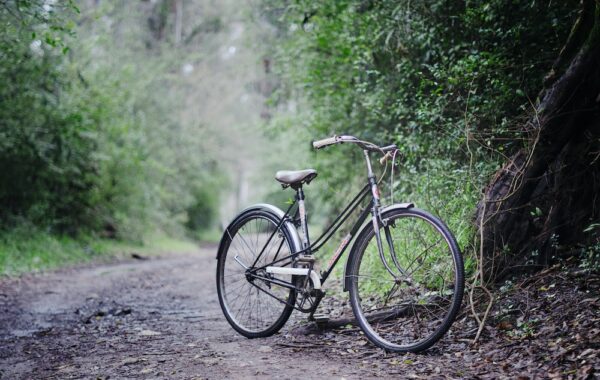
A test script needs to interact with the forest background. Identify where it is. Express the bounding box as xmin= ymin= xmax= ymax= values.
xmin=1 ymin=0 xmax=598 ymax=280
